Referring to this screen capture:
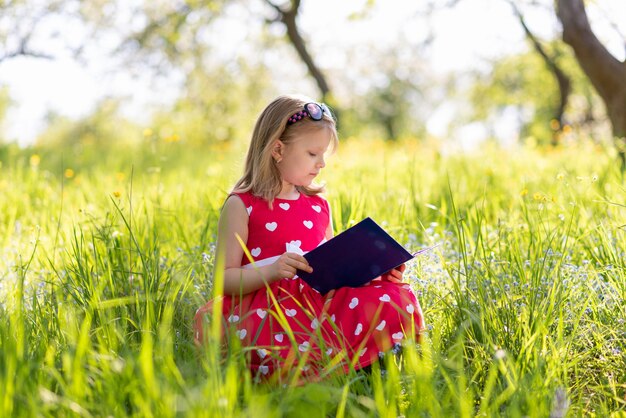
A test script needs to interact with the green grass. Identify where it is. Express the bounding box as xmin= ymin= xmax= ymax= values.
xmin=0 ymin=137 xmax=625 ymax=417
